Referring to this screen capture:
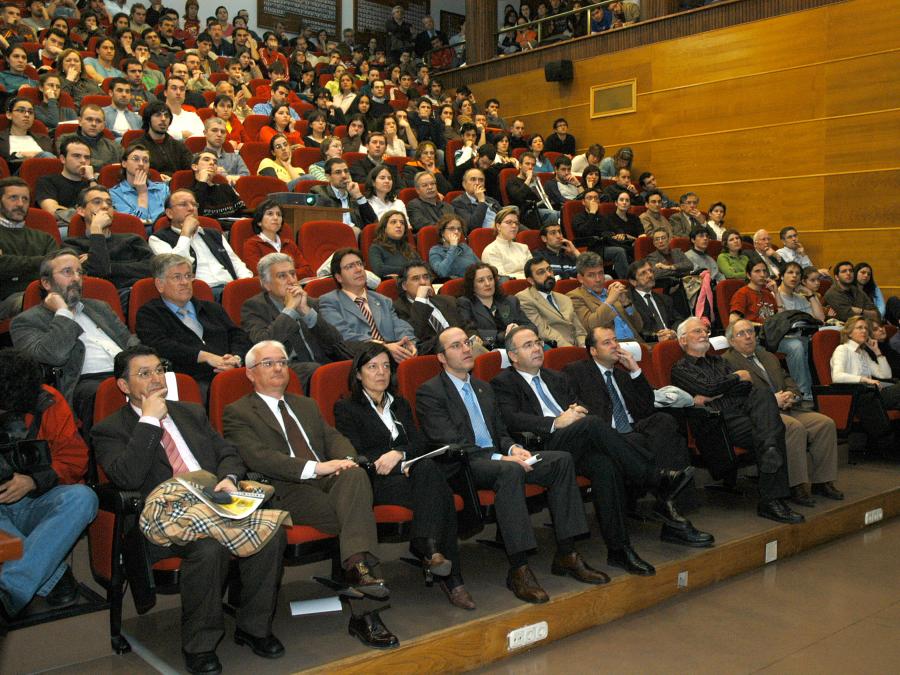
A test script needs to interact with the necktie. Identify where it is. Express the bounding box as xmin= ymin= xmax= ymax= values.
xmin=546 ymin=292 xmax=561 ymax=314
xmin=532 ymin=376 xmax=562 ymax=416
xmin=278 ymin=400 xmax=319 ymax=462
xmin=750 ymin=355 xmax=776 ymax=392
xmin=177 ymin=307 xmax=204 ymax=338
xmin=461 ymin=382 xmax=493 ymax=449
xmin=354 ymin=296 xmax=384 ymax=341
xmin=603 ymin=370 xmax=632 ymax=433
xmin=427 ymin=303 xmax=446 ymax=334
xmin=161 ymin=426 xmax=190 ymax=475
xmin=643 ymin=292 xmax=666 ymax=330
